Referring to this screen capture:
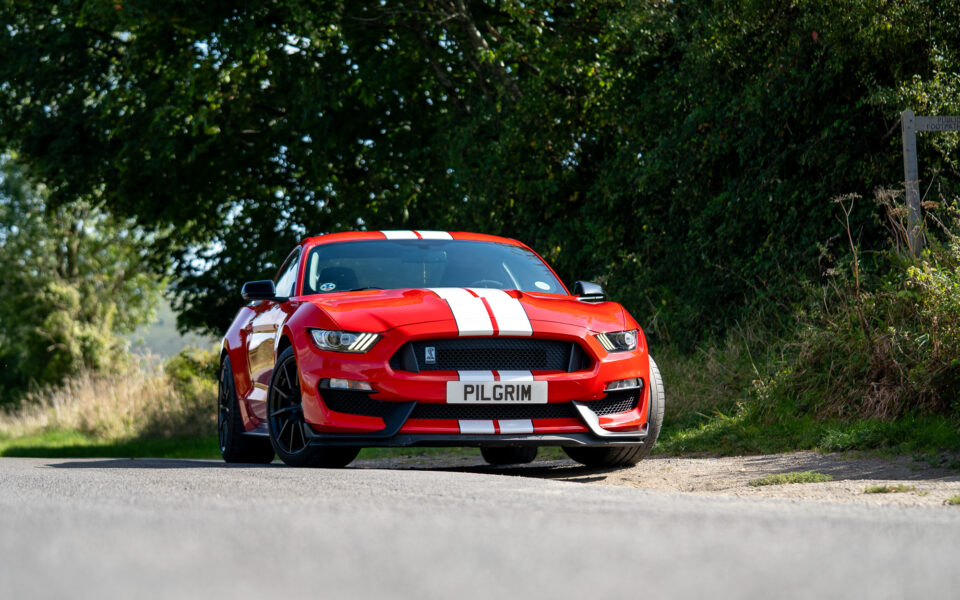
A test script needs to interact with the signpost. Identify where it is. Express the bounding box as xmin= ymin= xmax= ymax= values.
xmin=900 ymin=109 xmax=960 ymax=256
